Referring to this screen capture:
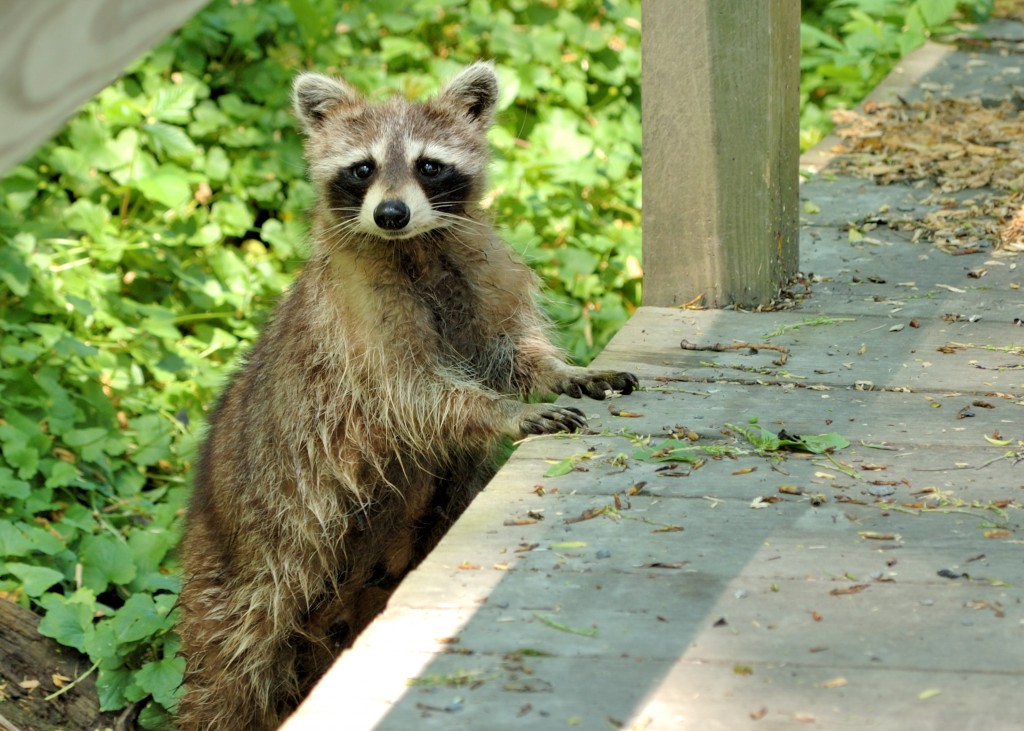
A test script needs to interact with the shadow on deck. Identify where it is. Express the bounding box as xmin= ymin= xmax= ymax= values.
xmin=284 ymin=22 xmax=1024 ymax=731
